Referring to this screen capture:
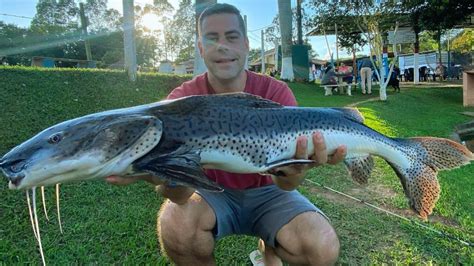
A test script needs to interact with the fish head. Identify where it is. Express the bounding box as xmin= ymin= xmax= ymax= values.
xmin=0 ymin=113 xmax=162 ymax=190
